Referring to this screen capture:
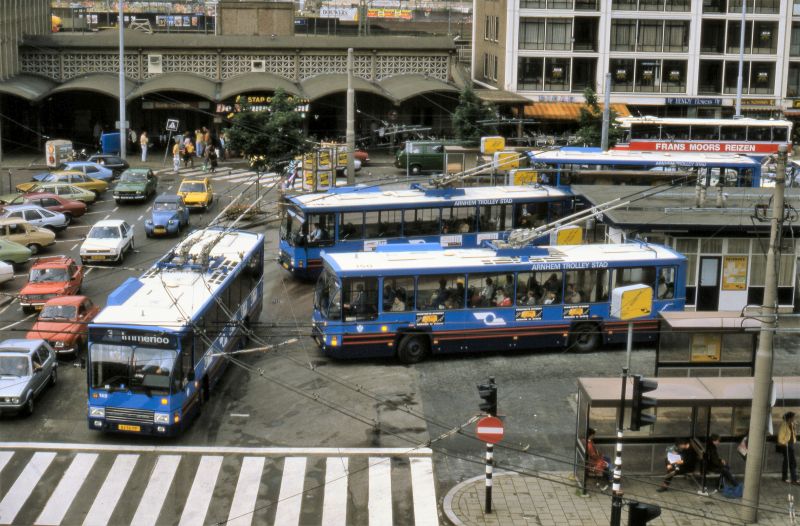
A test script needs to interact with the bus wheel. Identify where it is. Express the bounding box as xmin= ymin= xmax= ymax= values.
xmin=397 ymin=335 xmax=429 ymax=364
xmin=569 ymin=323 xmax=600 ymax=353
